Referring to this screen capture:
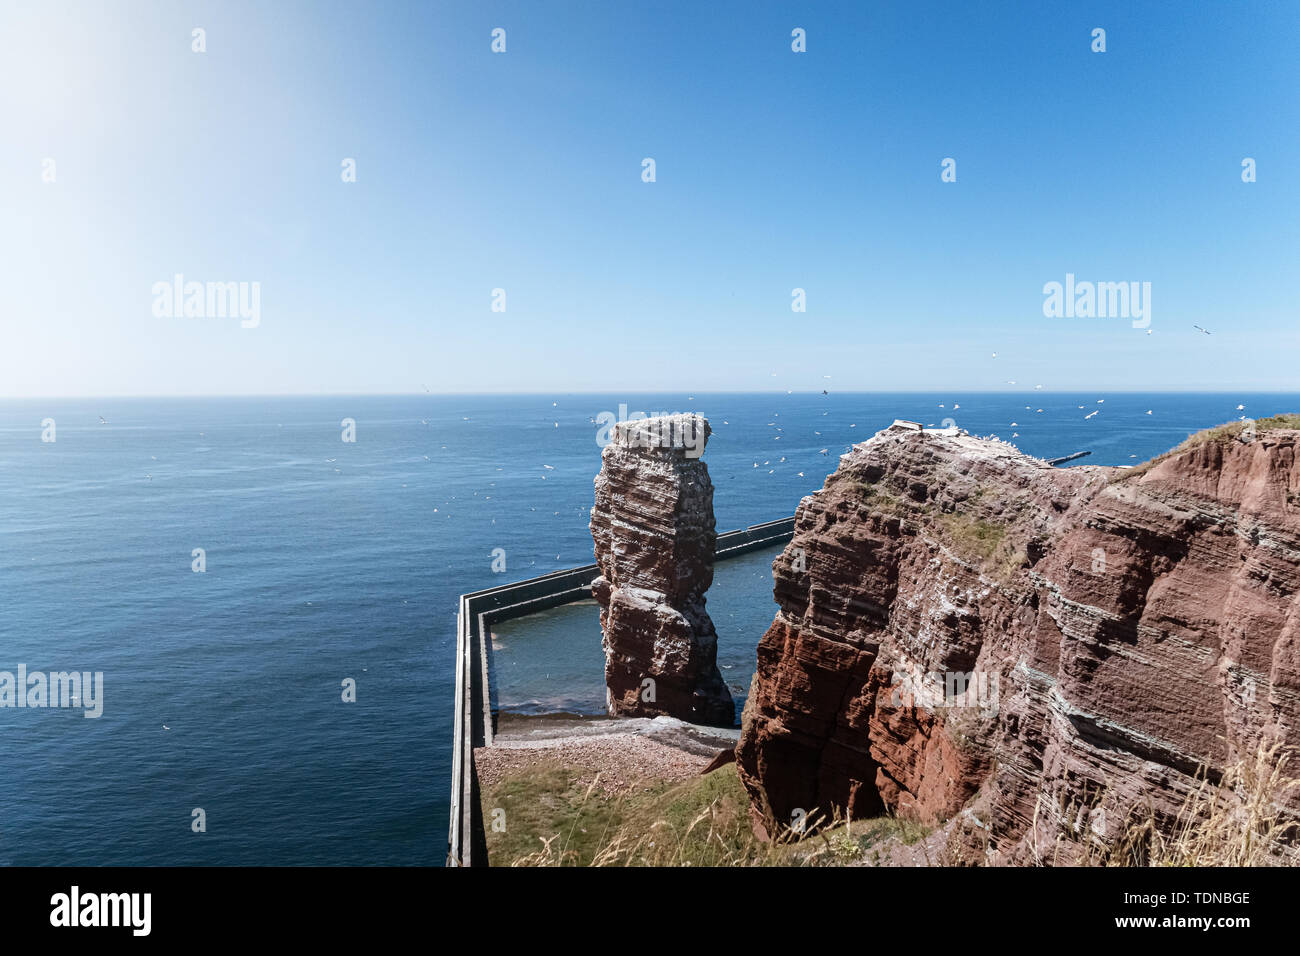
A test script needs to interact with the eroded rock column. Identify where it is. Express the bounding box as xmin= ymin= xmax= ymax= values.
xmin=589 ymin=414 xmax=734 ymax=727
